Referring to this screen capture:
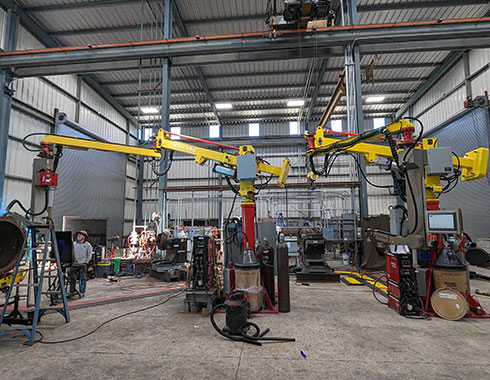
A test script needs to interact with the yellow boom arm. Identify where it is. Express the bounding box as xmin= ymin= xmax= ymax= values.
xmin=42 ymin=129 xmax=291 ymax=187
xmin=307 ymin=120 xmax=488 ymax=182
